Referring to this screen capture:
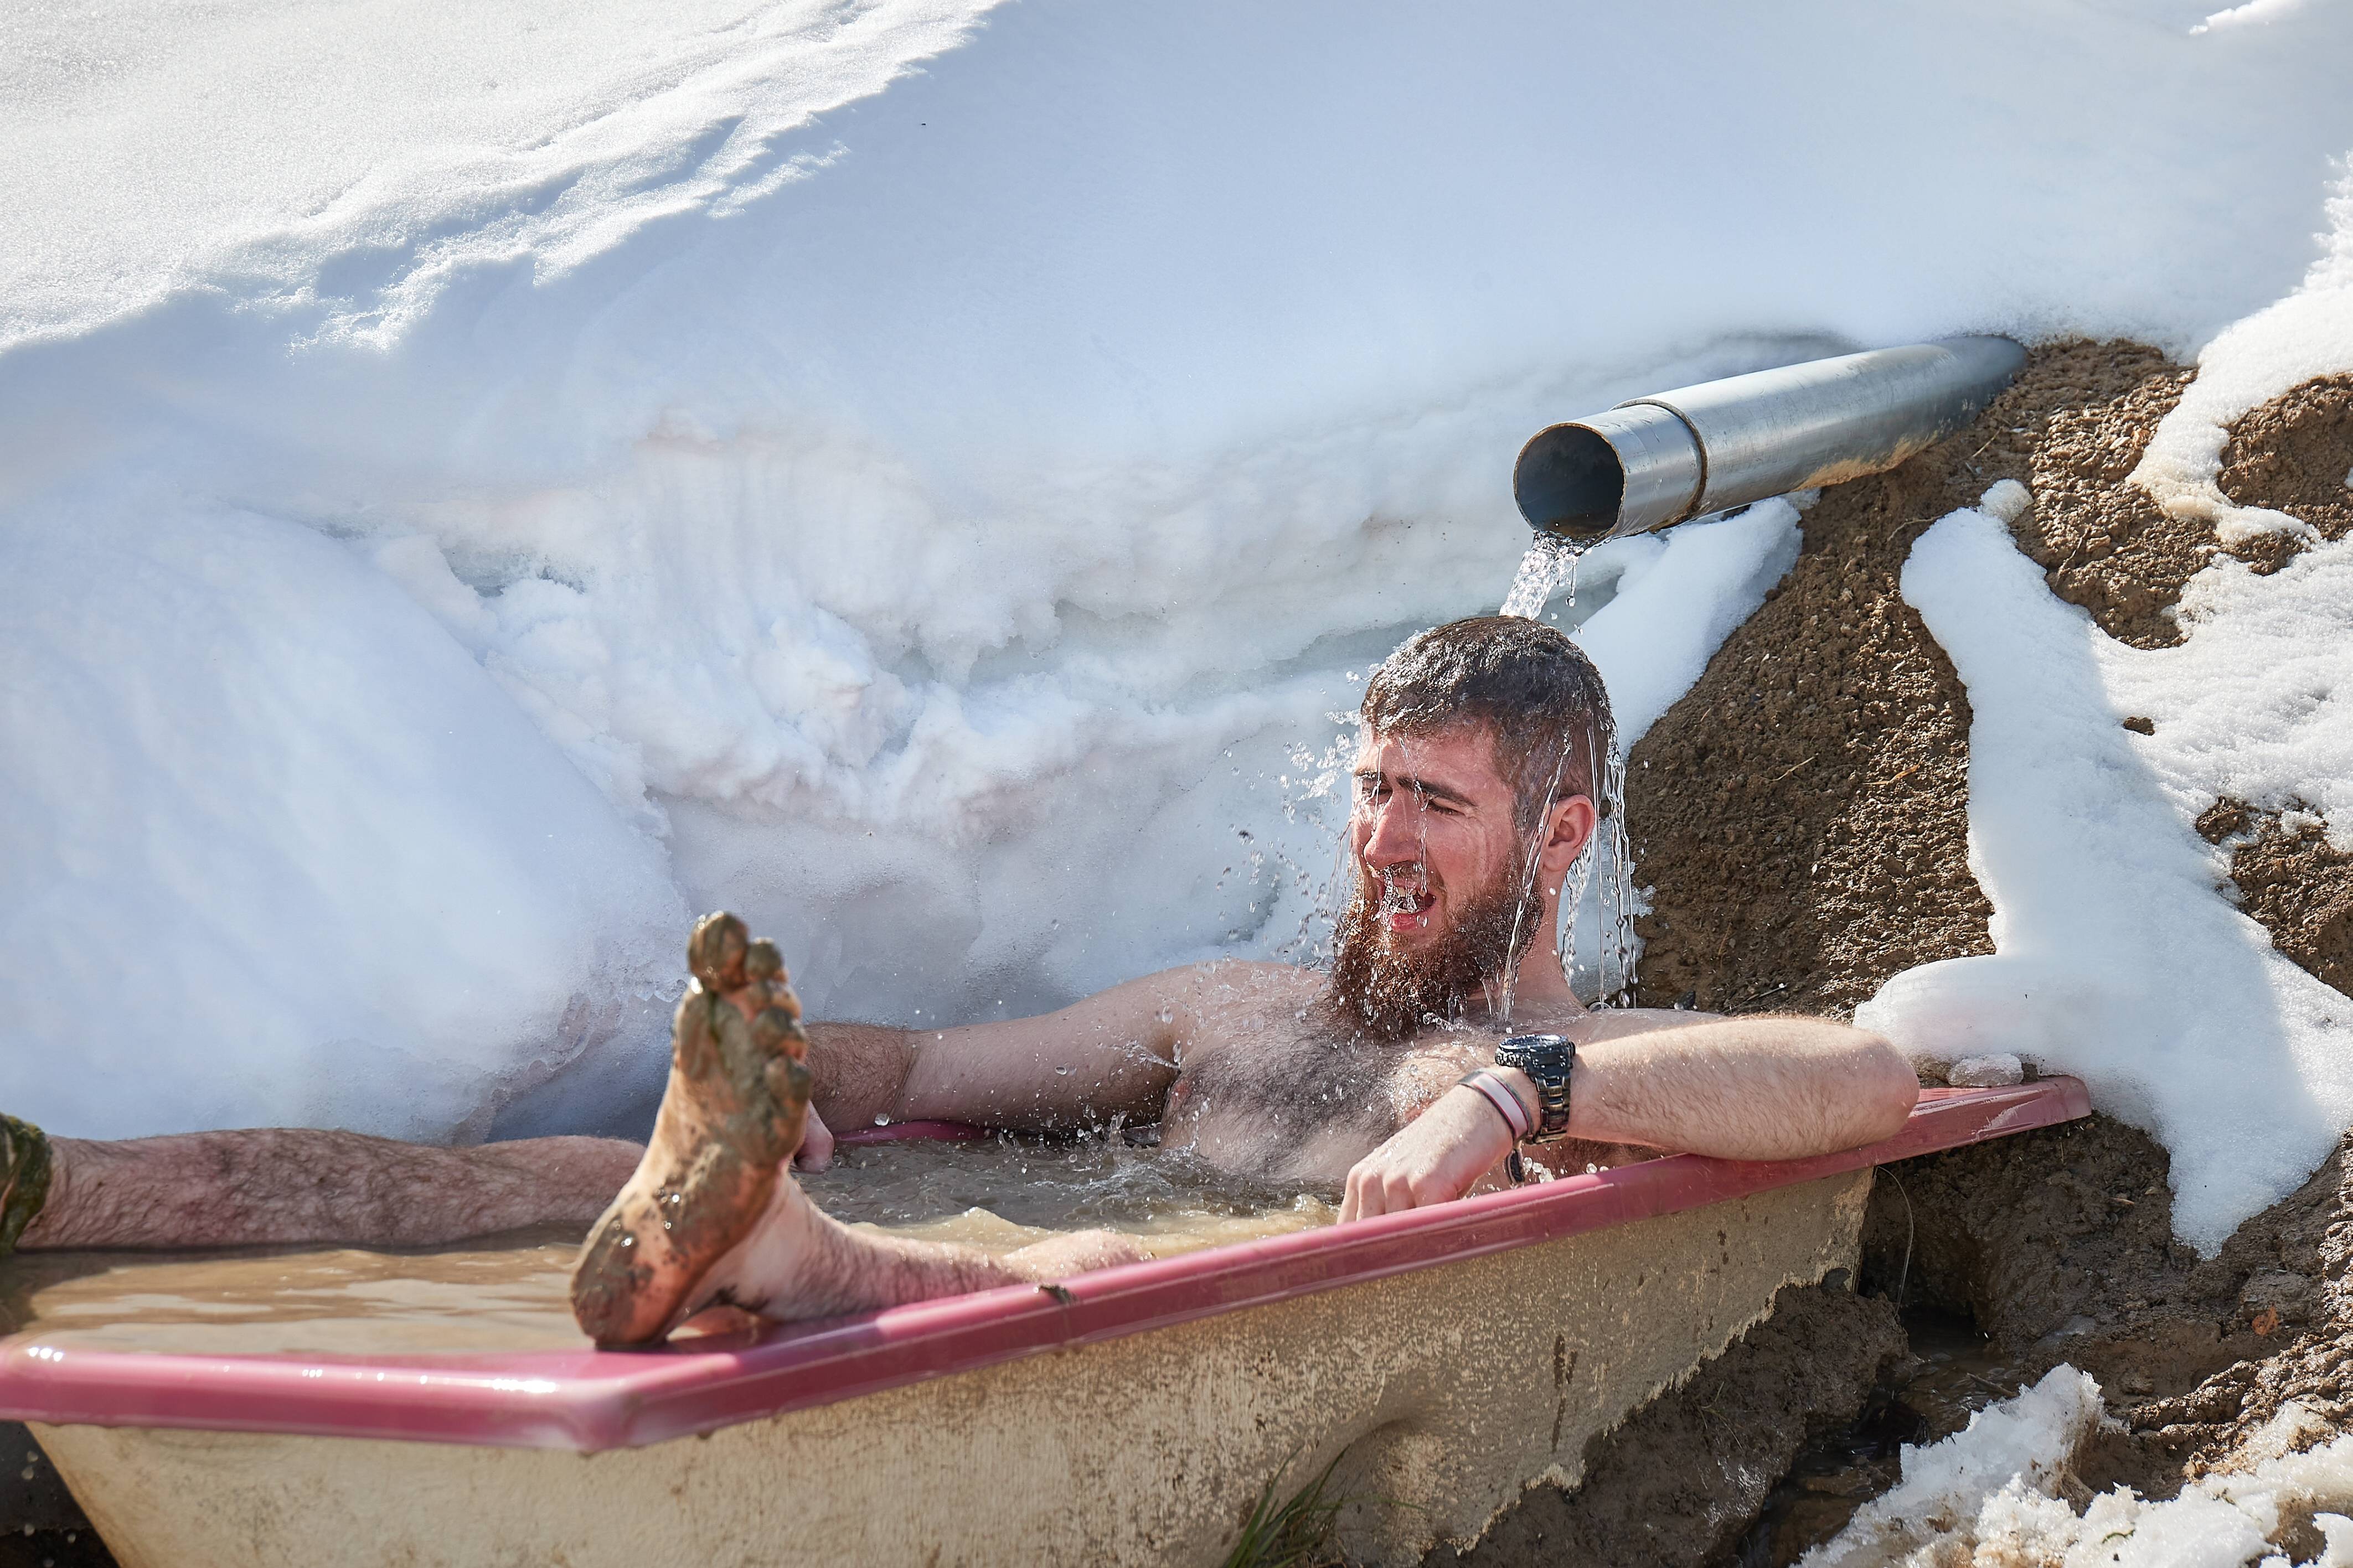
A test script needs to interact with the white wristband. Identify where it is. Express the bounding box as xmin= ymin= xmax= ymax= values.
xmin=1457 ymin=1069 xmax=1532 ymax=1141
